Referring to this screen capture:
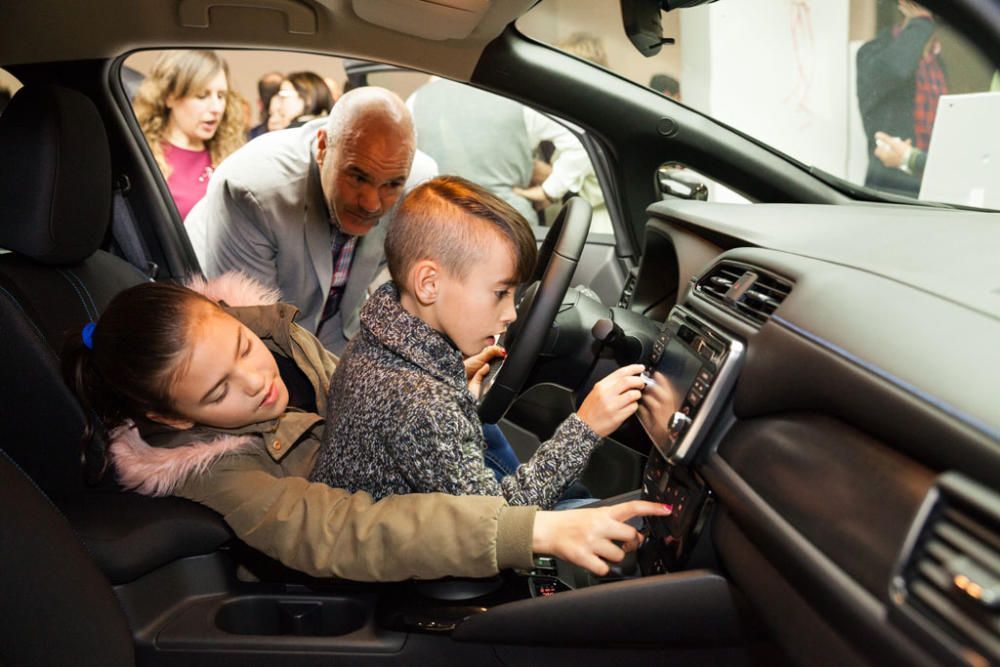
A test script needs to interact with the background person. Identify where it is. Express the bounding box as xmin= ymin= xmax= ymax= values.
xmin=857 ymin=0 xmax=947 ymax=196
xmin=267 ymin=71 xmax=335 ymax=132
xmin=408 ymin=78 xmax=589 ymax=224
xmin=248 ymin=70 xmax=283 ymax=140
xmin=133 ymin=50 xmax=246 ymax=220
xmin=187 ymin=86 xmax=437 ymax=355
xmin=558 ymin=32 xmax=608 ymax=68
xmin=649 ymin=73 xmax=681 ymax=101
